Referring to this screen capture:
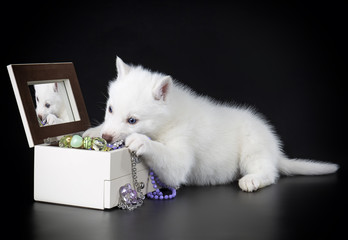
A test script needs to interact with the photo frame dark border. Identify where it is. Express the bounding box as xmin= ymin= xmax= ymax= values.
xmin=8 ymin=63 xmax=90 ymax=147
